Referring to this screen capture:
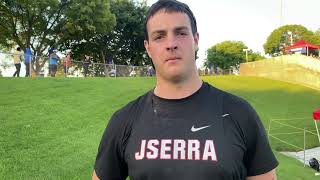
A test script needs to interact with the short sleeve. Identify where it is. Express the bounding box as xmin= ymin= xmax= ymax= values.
xmin=243 ymin=103 xmax=279 ymax=176
xmin=94 ymin=112 xmax=128 ymax=180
